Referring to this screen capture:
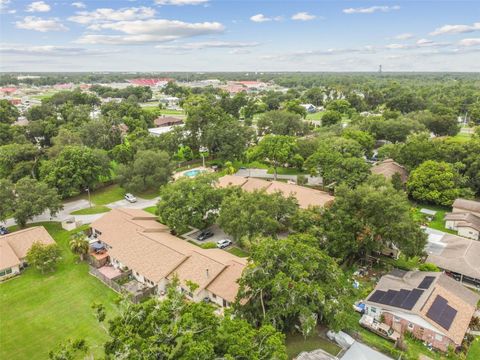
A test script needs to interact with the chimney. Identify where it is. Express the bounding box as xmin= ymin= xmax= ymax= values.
xmin=206 ymin=269 xmax=209 ymax=278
